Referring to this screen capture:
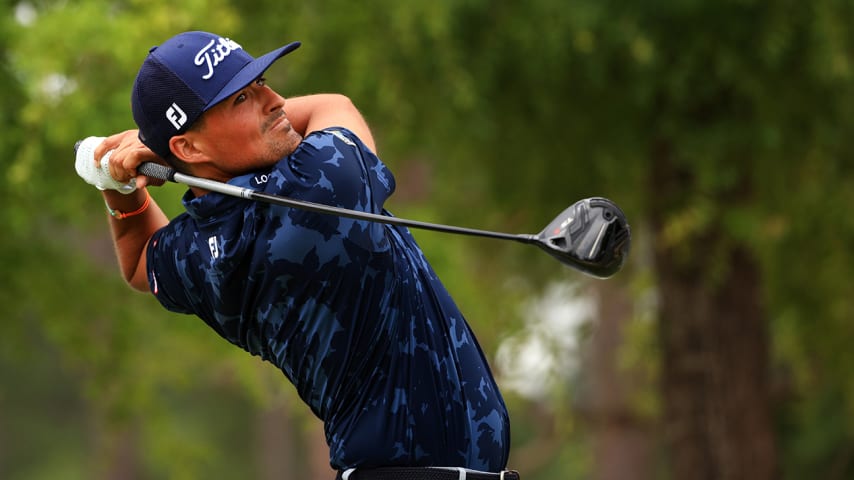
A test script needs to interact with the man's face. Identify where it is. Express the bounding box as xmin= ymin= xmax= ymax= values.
xmin=190 ymin=77 xmax=302 ymax=179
